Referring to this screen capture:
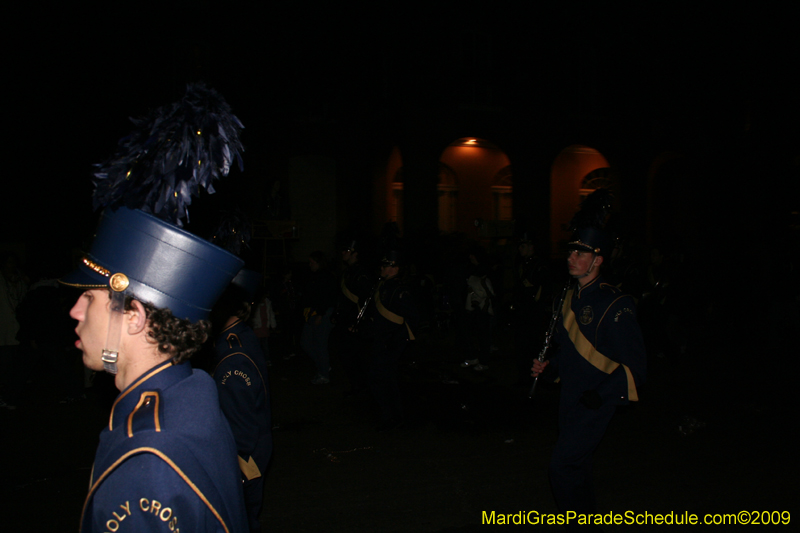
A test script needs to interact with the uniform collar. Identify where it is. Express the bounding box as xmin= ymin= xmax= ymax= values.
xmin=575 ymin=275 xmax=603 ymax=299
xmin=217 ymin=318 xmax=245 ymax=341
xmin=108 ymin=360 xmax=190 ymax=431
